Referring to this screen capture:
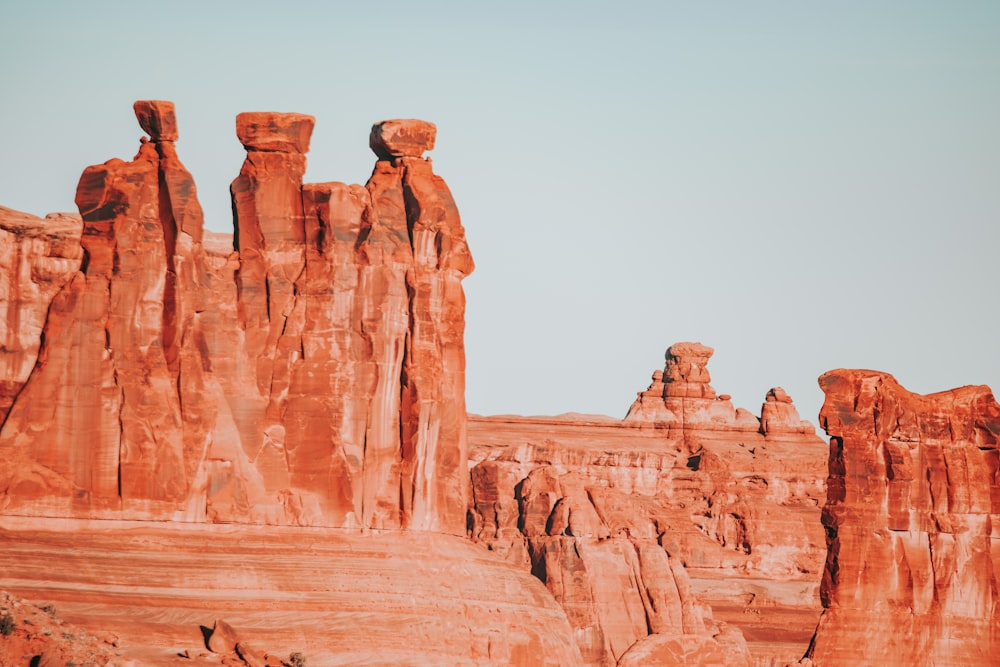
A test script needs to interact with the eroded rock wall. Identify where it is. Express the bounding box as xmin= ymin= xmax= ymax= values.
xmin=0 ymin=207 xmax=82 ymax=423
xmin=803 ymin=370 xmax=1000 ymax=666
xmin=0 ymin=103 xmax=473 ymax=535
xmin=469 ymin=342 xmax=829 ymax=666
